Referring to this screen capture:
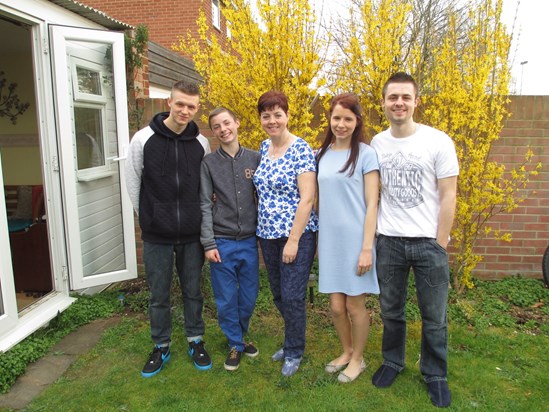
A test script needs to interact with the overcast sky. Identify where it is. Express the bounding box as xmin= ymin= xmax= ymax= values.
xmin=502 ymin=0 xmax=546 ymax=95
xmin=318 ymin=0 xmax=546 ymax=96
